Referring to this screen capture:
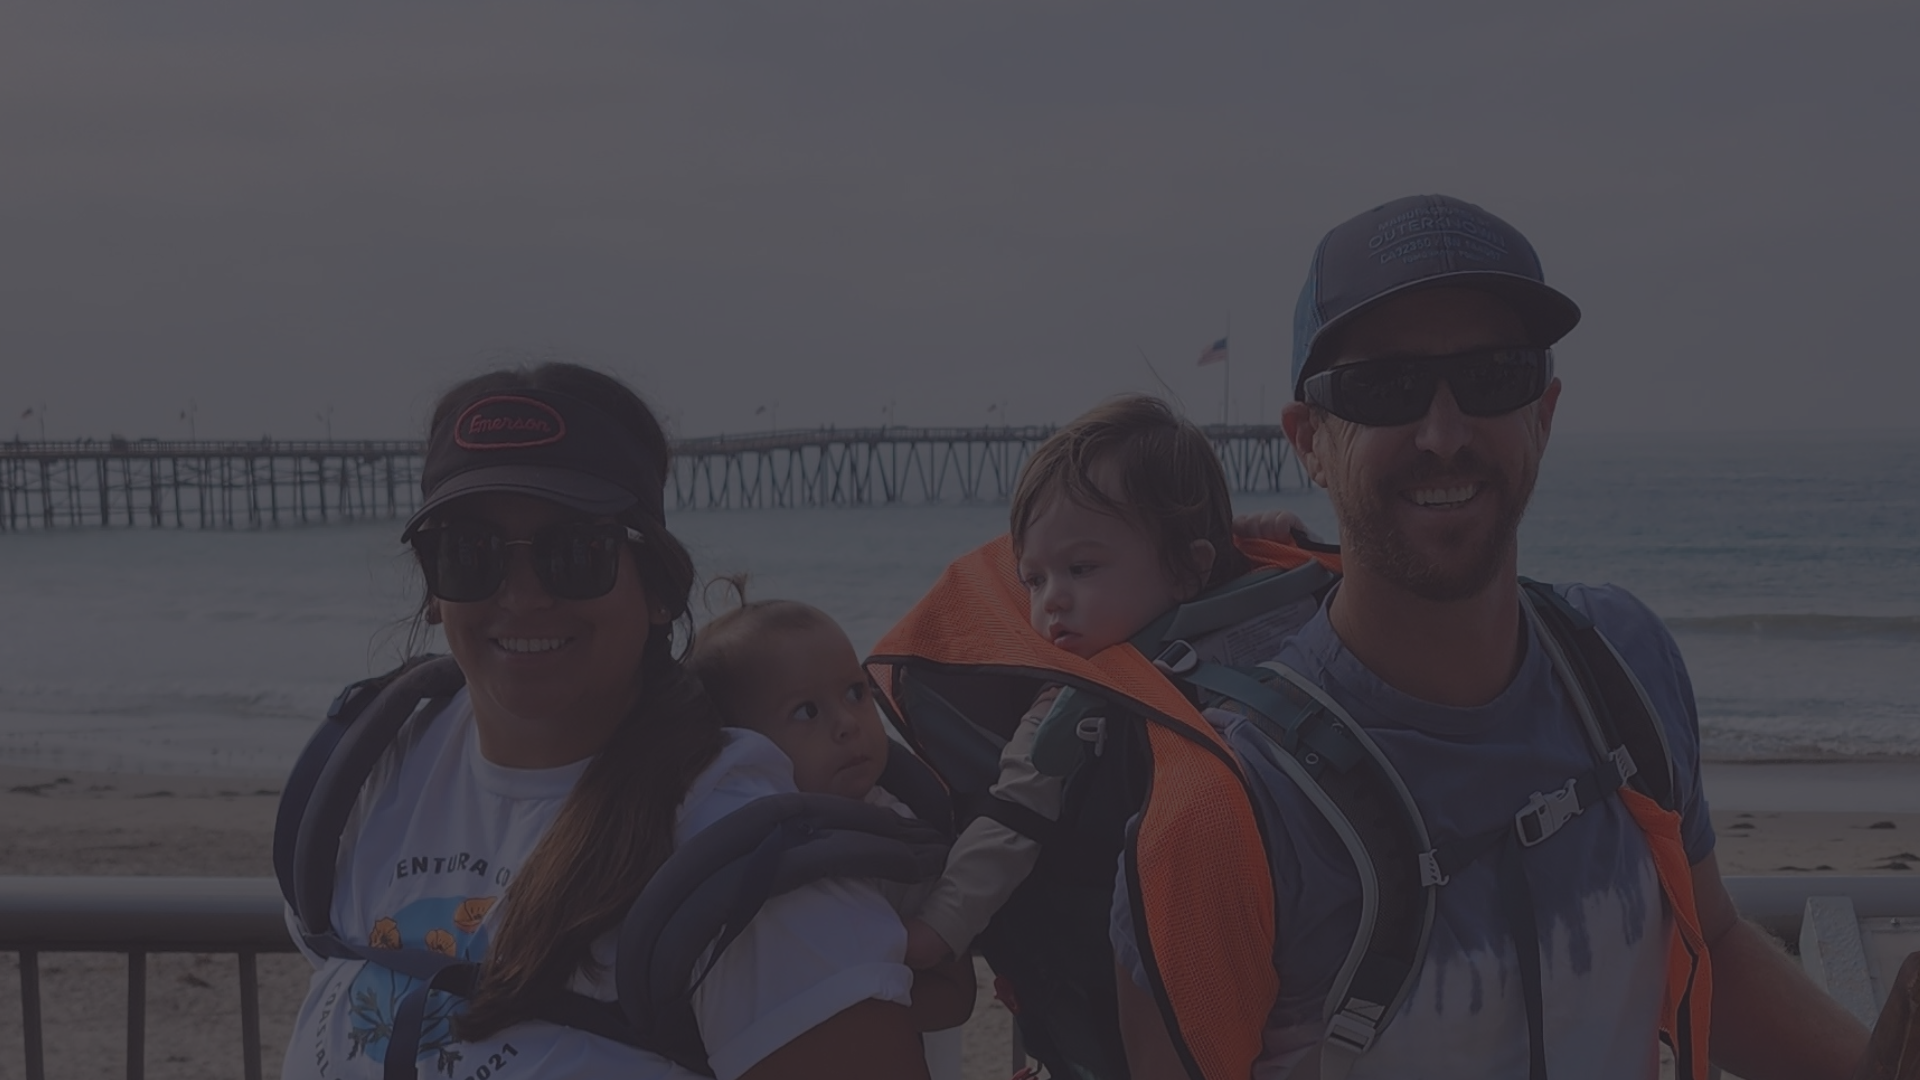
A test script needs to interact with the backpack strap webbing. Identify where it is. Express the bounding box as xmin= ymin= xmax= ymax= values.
xmin=615 ymin=791 xmax=951 ymax=1074
xmin=274 ymin=655 xmax=466 ymax=935
xmin=1520 ymin=580 xmax=1678 ymax=810
xmin=956 ymin=791 xmax=1058 ymax=845
xmin=1523 ymin=582 xmax=1708 ymax=1076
